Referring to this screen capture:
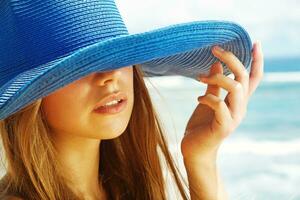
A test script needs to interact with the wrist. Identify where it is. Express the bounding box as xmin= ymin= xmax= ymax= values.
xmin=184 ymin=154 xmax=219 ymax=200
xmin=183 ymin=146 xmax=219 ymax=167
xmin=183 ymin=157 xmax=217 ymax=174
